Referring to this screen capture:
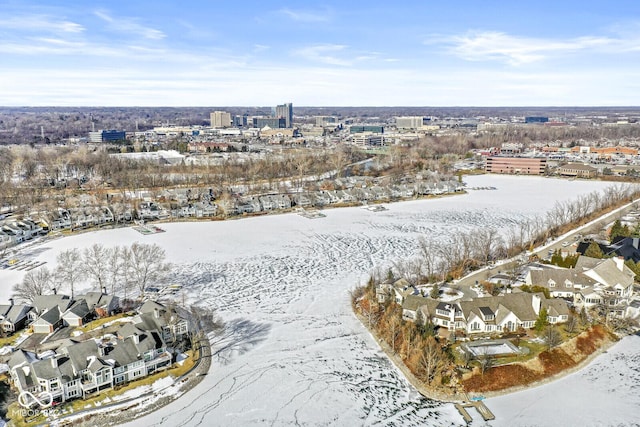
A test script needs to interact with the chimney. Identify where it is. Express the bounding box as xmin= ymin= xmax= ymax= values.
xmin=51 ymin=357 xmax=58 ymax=368
xmin=132 ymin=334 xmax=139 ymax=344
xmin=9 ymin=298 xmax=14 ymax=306
xmin=154 ymin=308 xmax=160 ymax=319
xmin=52 ymin=287 xmax=57 ymax=295
xmin=614 ymin=257 xmax=624 ymax=271
xmin=532 ymin=294 xmax=542 ymax=313
xmin=102 ymin=286 xmax=107 ymax=295
xmin=634 ymin=238 xmax=640 ymax=250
